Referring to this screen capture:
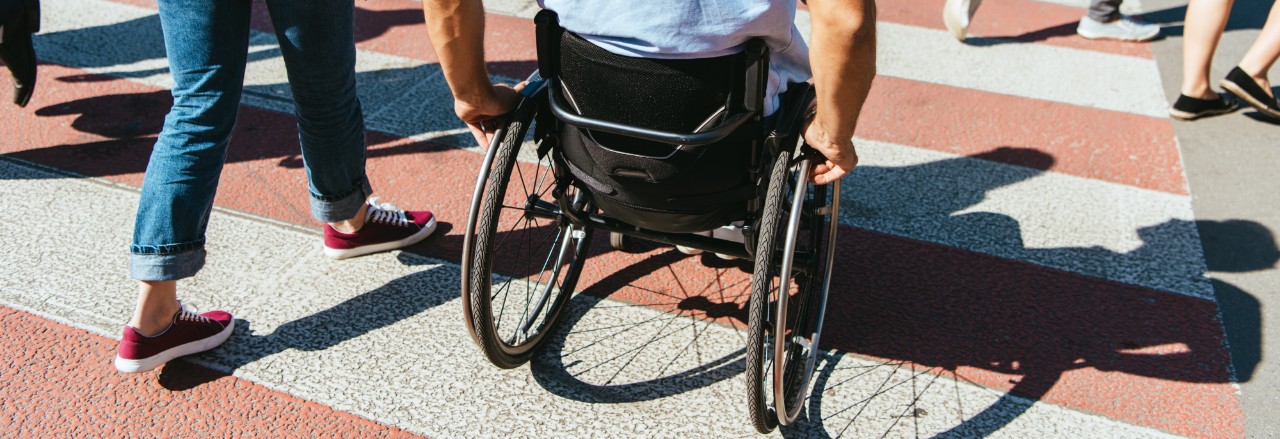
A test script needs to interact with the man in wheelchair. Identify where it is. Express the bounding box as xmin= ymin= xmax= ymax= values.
xmin=422 ymin=0 xmax=876 ymax=432
xmin=422 ymin=0 xmax=874 ymax=186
